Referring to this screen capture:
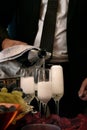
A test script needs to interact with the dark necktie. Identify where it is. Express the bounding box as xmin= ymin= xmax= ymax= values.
xmin=40 ymin=0 xmax=58 ymax=54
